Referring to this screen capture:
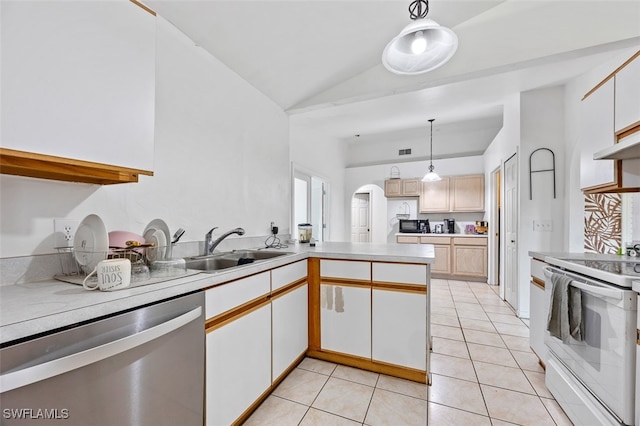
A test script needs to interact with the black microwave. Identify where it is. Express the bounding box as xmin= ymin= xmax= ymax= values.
xmin=399 ymin=219 xmax=430 ymax=233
